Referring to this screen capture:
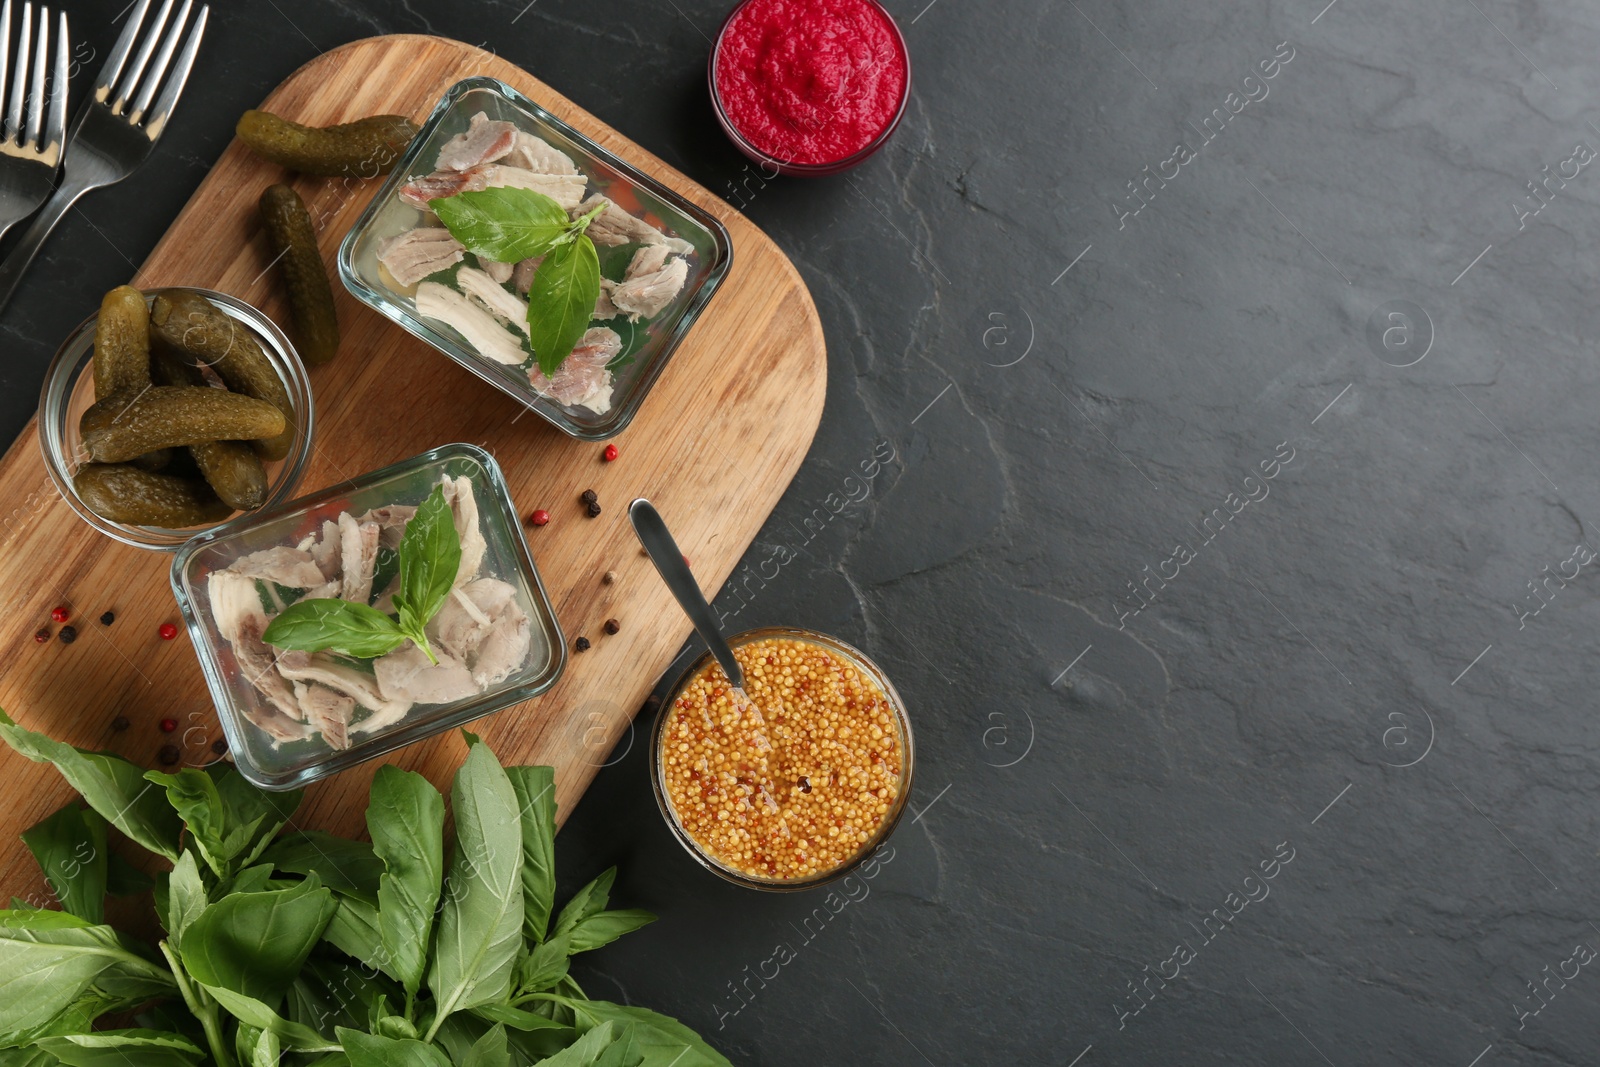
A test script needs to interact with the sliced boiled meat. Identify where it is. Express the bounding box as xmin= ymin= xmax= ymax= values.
xmin=228 ymin=546 xmax=326 ymax=589
xmin=435 ymin=112 xmax=518 ymax=171
xmin=504 ymin=130 xmax=579 ymax=175
xmin=416 ymin=281 xmax=528 ymax=366
xmin=374 ymin=643 xmax=480 ymax=705
xmin=528 ymin=326 xmax=619 ymax=413
xmin=609 ymin=246 xmax=688 ymax=321
xmin=378 ymin=227 xmax=465 ymax=287
xmin=574 ymin=194 xmax=694 ymax=254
